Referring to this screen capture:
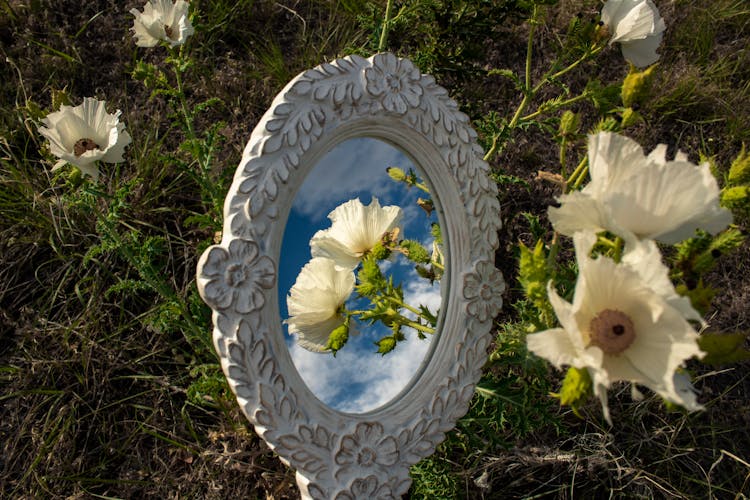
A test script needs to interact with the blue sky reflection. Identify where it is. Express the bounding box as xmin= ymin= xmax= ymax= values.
xmin=279 ymin=137 xmax=442 ymax=413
